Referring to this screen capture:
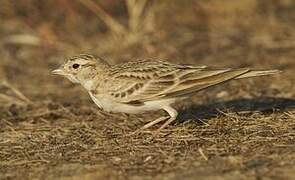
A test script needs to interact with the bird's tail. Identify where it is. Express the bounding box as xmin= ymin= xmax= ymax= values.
xmin=160 ymin=68 xmax=281 ymax=99
xmin=234 ymin=69 xmax=281 ymax=79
